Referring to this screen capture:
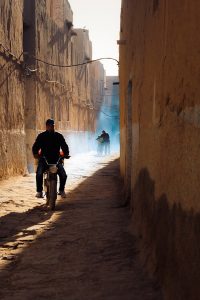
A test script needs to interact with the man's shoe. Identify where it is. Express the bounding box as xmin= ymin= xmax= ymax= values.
xmin=35 ymin=192 xmax=43 ymax=198
xmin=58 ymin=191 xmax=67 ymax=198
